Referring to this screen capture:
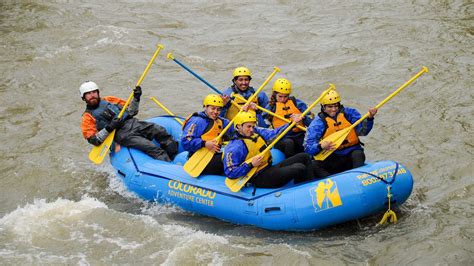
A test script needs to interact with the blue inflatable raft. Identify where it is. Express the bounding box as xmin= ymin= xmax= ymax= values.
xmin=110 ymin=116 xmax=413 ymax=231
